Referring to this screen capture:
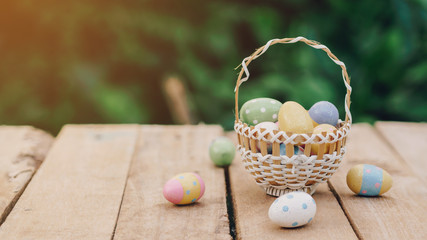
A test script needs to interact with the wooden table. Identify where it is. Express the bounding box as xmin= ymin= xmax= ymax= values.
xmin=0 ymin=122 xmax=426 ymax=239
